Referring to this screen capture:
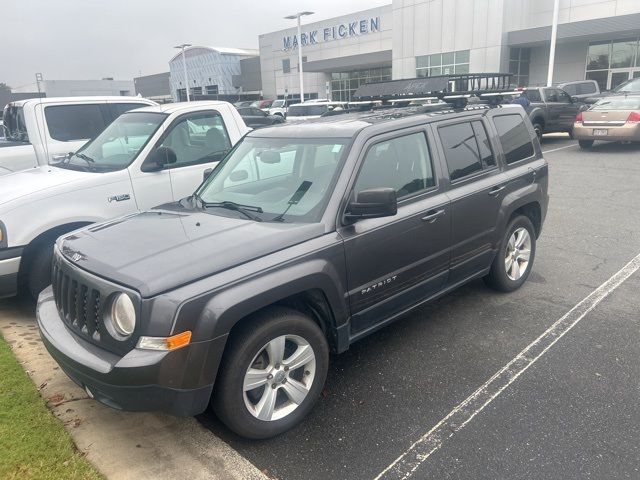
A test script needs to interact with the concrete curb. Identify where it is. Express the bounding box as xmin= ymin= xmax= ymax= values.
xmin=0 ymin=298 xmax=268 ymax=480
